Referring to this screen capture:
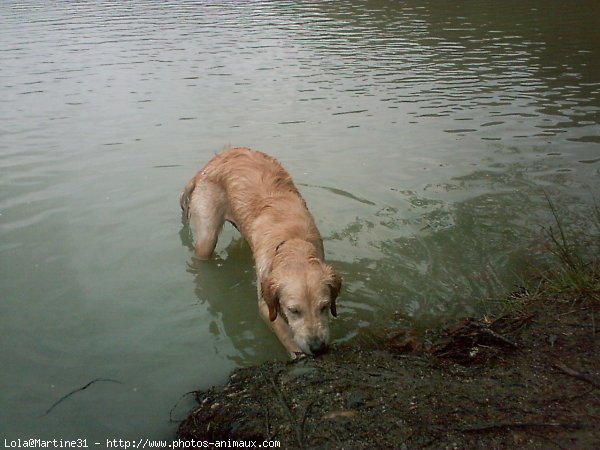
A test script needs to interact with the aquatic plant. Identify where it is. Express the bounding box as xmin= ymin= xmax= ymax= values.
xmin=542 ymin=193 xmax=600 ymax=304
